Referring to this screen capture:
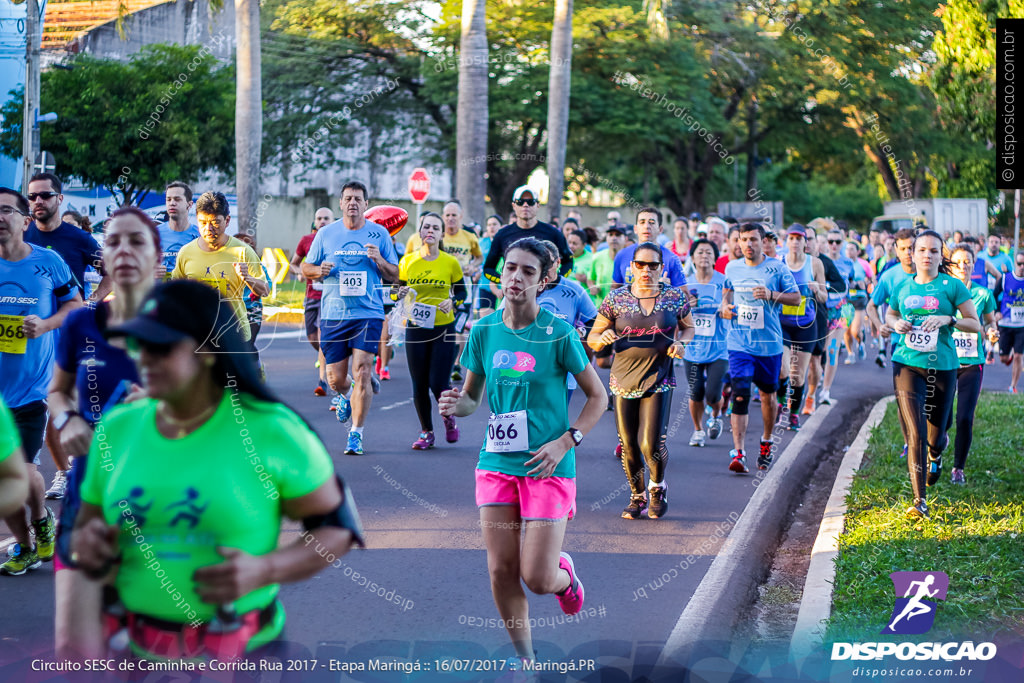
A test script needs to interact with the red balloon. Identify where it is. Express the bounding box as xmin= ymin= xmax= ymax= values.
xmin=365 ymin=205 xmax=409 ymax=236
